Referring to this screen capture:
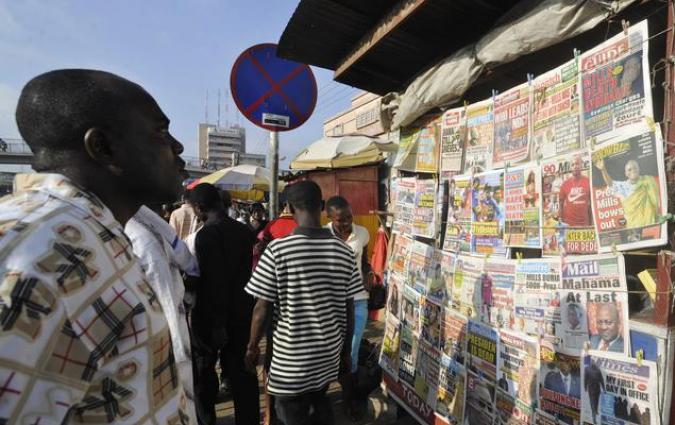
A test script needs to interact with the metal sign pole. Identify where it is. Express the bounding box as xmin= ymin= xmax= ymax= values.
xmin=269 ymin=130 xmax=279 ymax=219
